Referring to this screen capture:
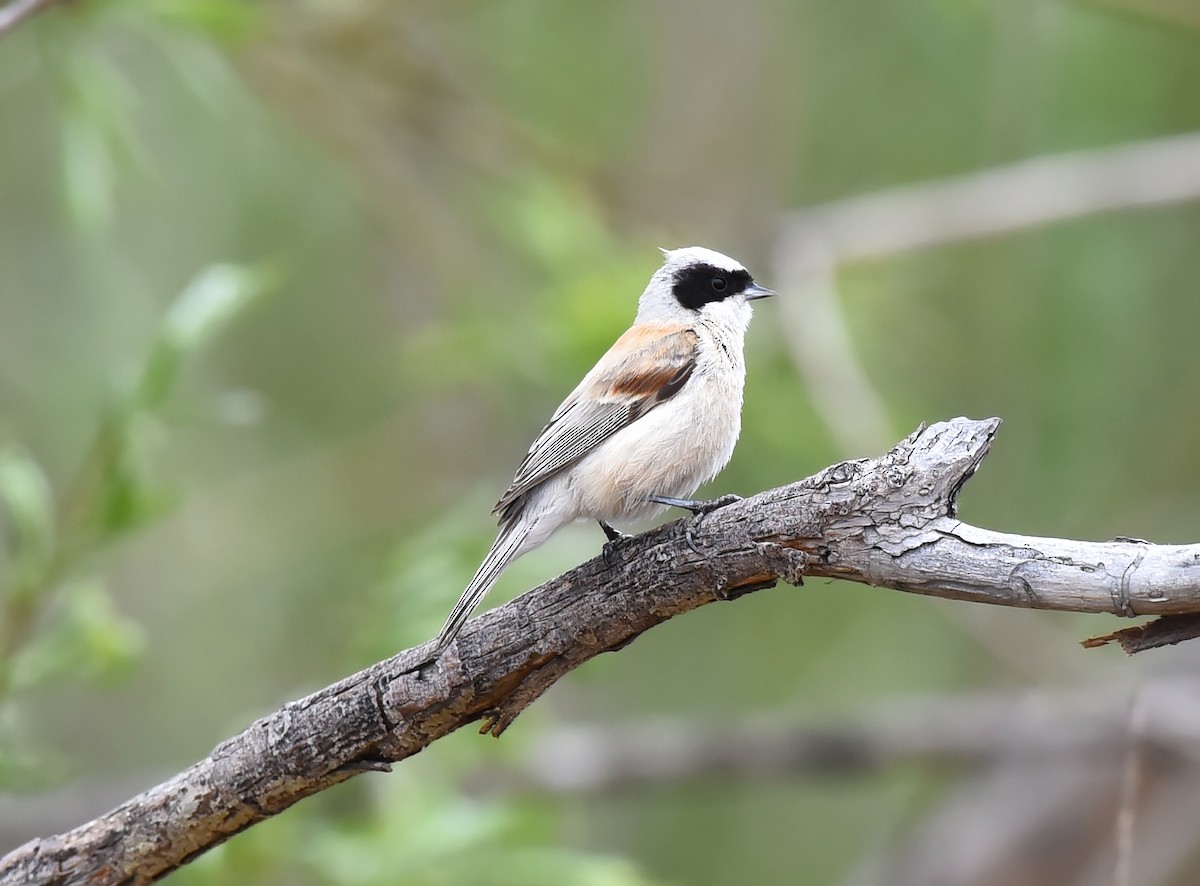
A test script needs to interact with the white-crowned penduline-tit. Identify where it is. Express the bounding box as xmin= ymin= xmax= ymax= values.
xmin=428 ymin=246 xmax=775 ymax=659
